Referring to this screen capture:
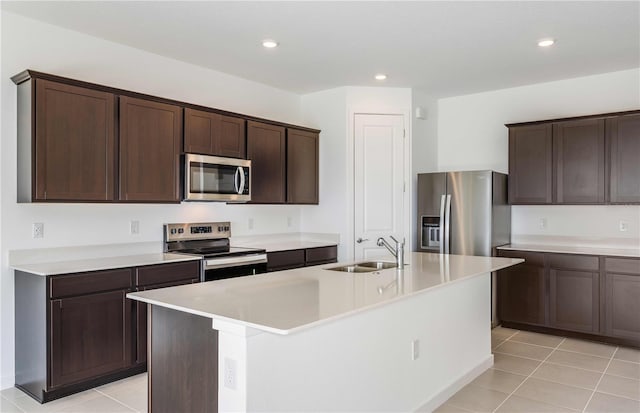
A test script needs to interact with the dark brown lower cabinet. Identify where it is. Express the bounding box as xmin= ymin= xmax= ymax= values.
xmin=497 ymin=251 xmax=546 ymax=325
xmin=15 ymin=260 xmax=200 ymax=403
xmin=497 ymin=250 xmax=639 ymax=348
xmin=50 ymin=290 xmax=131 ymax=388
xmin=267 ymin=245 xmax=338 ymax=272
xmin=605 ymin=257 xmax=640 ymax=341
xmin=549 ymin=269 xmax=599 ymax=334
